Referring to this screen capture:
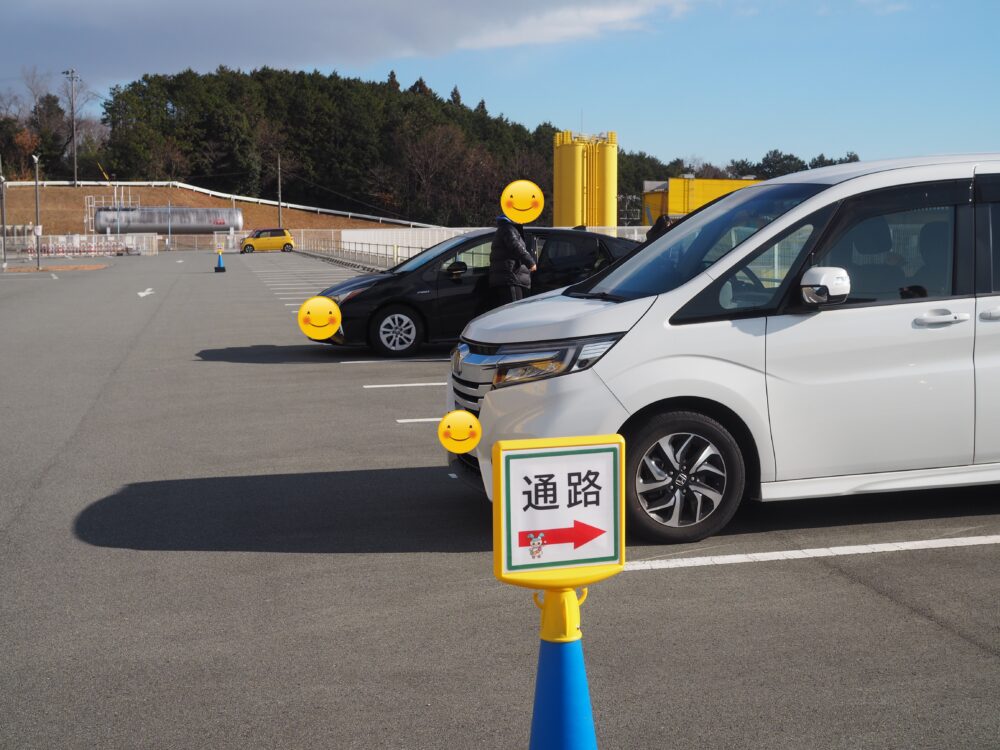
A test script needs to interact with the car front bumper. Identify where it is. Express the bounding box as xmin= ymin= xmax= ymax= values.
xmin=447 ymin=369 xmax=630 ymax=501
